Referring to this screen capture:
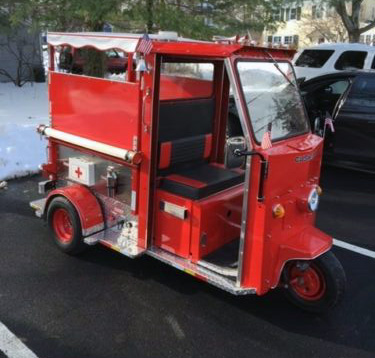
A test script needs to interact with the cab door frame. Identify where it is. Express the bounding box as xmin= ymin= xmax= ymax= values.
xmin=224 ymin=58 xmax=254 ymax=287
